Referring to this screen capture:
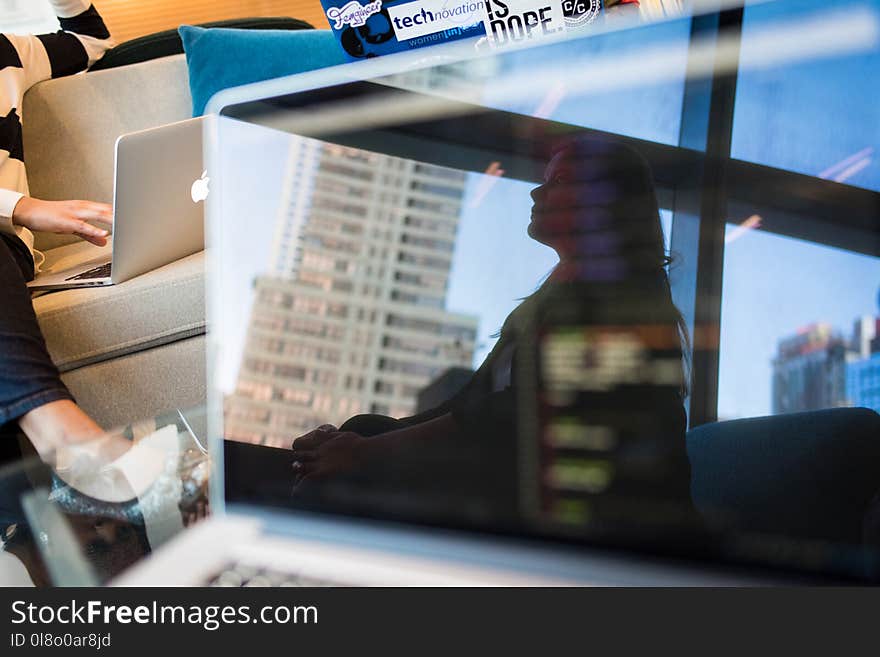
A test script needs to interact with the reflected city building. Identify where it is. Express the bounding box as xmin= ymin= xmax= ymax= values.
xmin=845 ymin=301 xmax=880 ymax=413
xmin=772 ymin=324 xmax=849 ymax=414
xmin=771 ymin=294 xmax=880 ymax=416
xmin=224 ymin=142 xmax=478 ymax=447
